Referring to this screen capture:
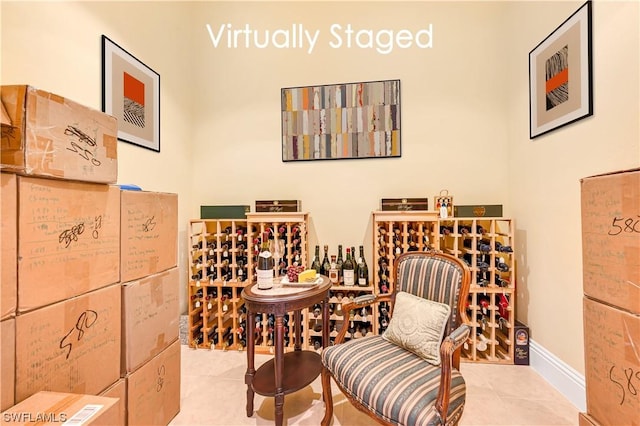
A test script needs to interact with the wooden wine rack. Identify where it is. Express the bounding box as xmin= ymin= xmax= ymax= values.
xmin=188 ymin=212 xmax=516 ymax=364
xmin=188 ymin=219 xmax=249 ymax=350
xmin=372 ymin=212 xmax=516 ymax=364
xmin=246 ymin=212 xmax=310 ymax=354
